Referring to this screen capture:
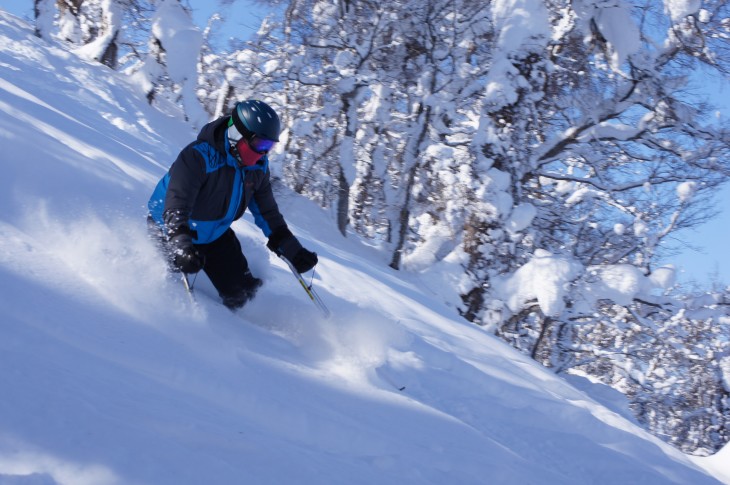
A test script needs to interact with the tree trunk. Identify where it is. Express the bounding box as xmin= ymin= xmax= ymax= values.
xmin=99 ymin=30 xmax=119 ymax=69
xmin=336 ymin=166 xmax=349 ymax=237
xmin=389 ymin=103 xmax=431 ymax=270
